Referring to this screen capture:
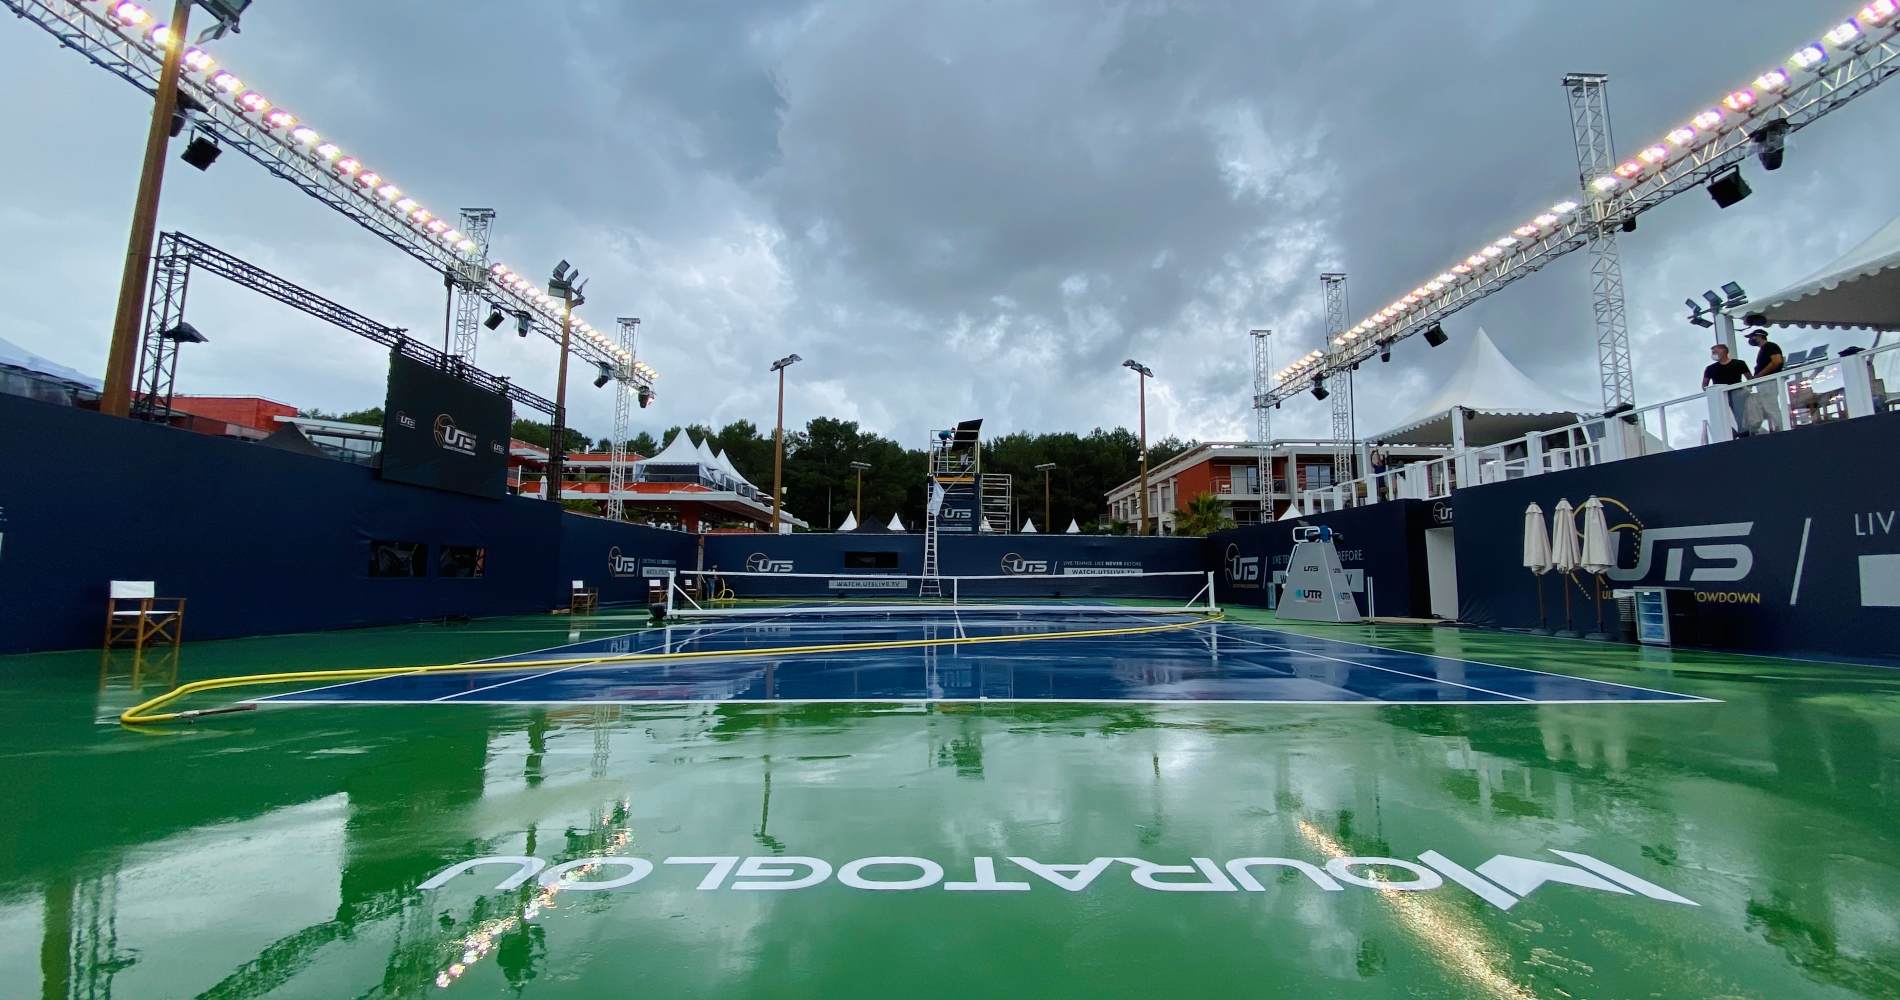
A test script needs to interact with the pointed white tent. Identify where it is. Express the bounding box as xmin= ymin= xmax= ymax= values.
xmin=708 ymin=447 xmax=756 ymax=491
xmin=1276 ymin=500 xmax=1305 ymax=522
xmin=979 ymin=517 xmax=995 ymax=533
xmin=838 ymin=512 xmax=858 ymax=532
xmin=0 ymin=335 xmax=100 ymax=390
xmin=1746 ymin=209 xmax=1900 ymax=331
xmin=1021 ymin=519 xmax=1038 ymax=533
xmin=1065 ymin=519 xmax=1082 ymax=534
xmin=634 ymin=431 xmax=712 ymax=476
xmin=886 ymin=513 xmax=906 ymax=532
xmin=1372 ymin=328 xmax=1594 ymax=446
